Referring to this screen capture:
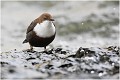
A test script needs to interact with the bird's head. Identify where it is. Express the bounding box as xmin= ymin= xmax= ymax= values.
xmin=39 ymin=13 xmax=54 ymax=22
